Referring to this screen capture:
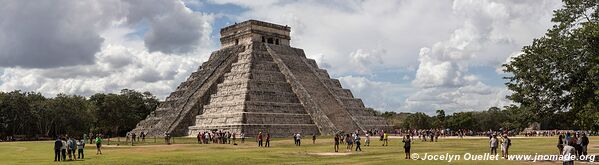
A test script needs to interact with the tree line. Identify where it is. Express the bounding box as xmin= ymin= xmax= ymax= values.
xmin=0 ymin=89 xmax=158 ymax=139
xmin=382 ymin=107 xmax=531 ymax=132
